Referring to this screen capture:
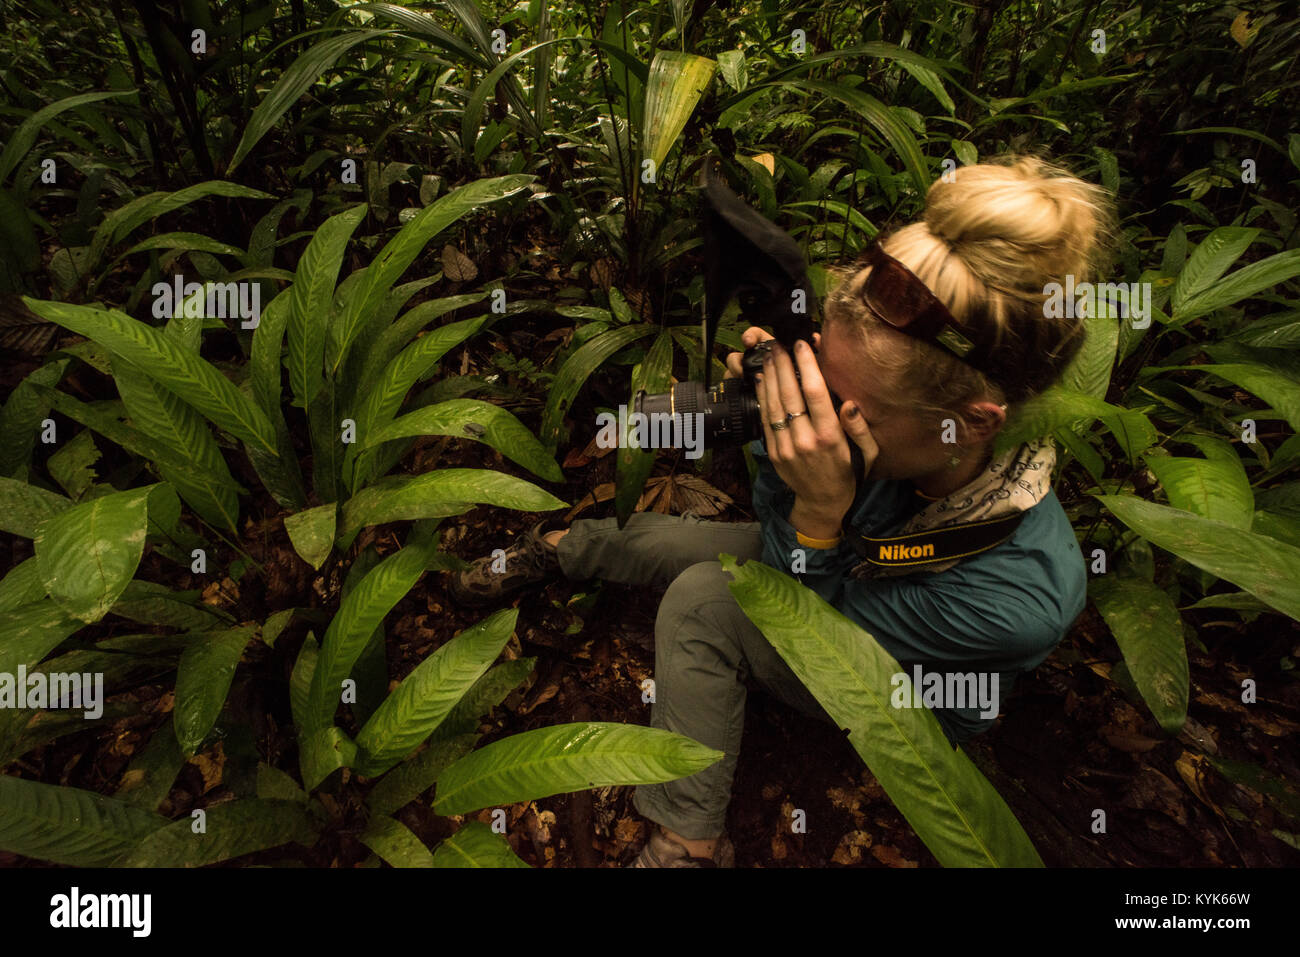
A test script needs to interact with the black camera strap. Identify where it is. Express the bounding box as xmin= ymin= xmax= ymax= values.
xmin=841 ymin=511 xmax=1027 ymax=570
